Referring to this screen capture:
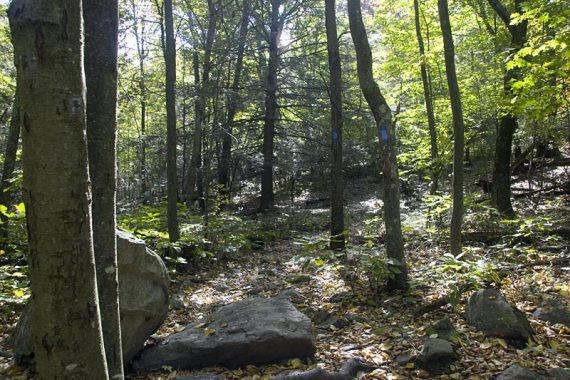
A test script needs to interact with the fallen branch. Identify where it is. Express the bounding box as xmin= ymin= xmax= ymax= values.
xmin=497 ymin=257 xmax=570 ymax=271
xmin=412 ymin=282 xmax=475 ymax=319
xmin=272 ymin=358 xmax=379 ymax=380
